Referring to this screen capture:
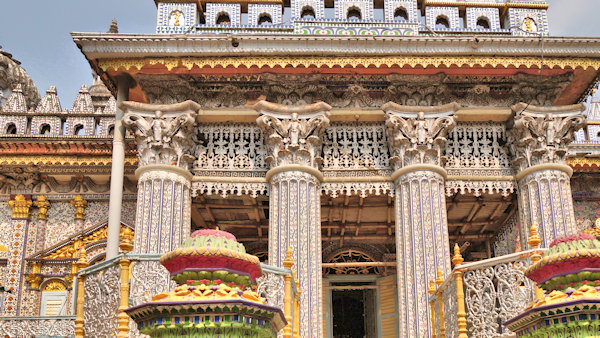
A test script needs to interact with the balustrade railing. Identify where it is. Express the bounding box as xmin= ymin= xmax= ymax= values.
xmin=429 ymin=248 xmax=544 ymax=338
xmin=76 ymin=253 xmax=298 ymax=337
xmin=0 ymin=316 xmax=75 ymax=337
